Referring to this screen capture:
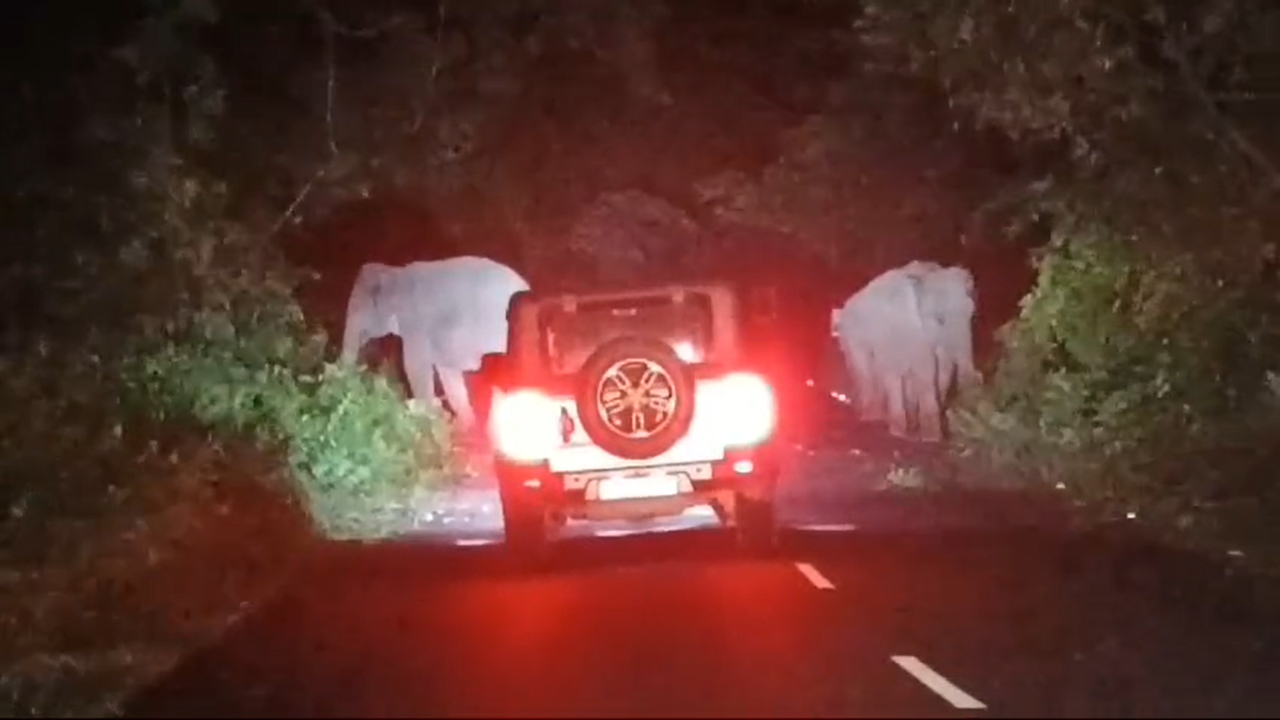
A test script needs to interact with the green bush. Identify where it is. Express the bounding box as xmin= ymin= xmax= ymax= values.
xmin=853 ymin=0 xmax=1280 ymax=557
xmin=113 ymin=165 xmax=456 ymax=540
xmin=950 ymin=214 xmax=1280 ymax=516
xmin=0 ymin=0 xmax=460 ymax=543
xmin=102 ymin=143 xmax=457 ymax=541
xmin=130 ymin=334 xmax=456 ymax=540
